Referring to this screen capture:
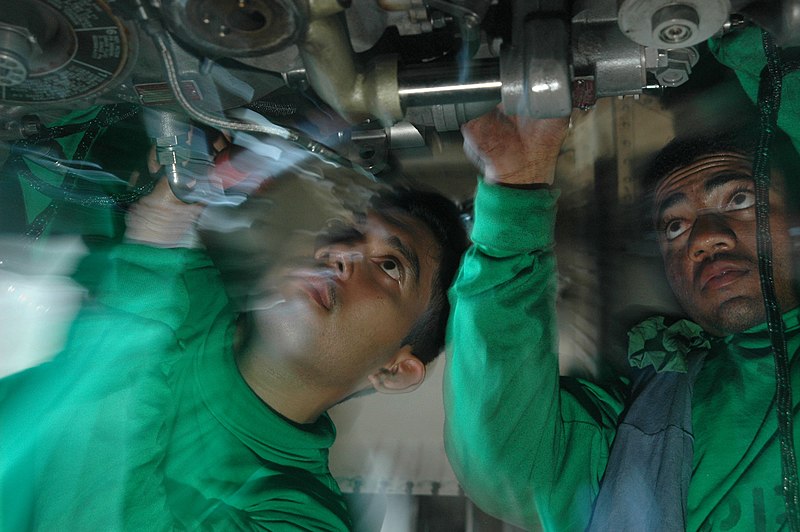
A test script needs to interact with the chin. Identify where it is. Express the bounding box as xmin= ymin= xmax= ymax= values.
xmin=702 ymin=296 xmax=766 ymax=336
xmin=256 ymin=296 xmax=319 ymax=355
